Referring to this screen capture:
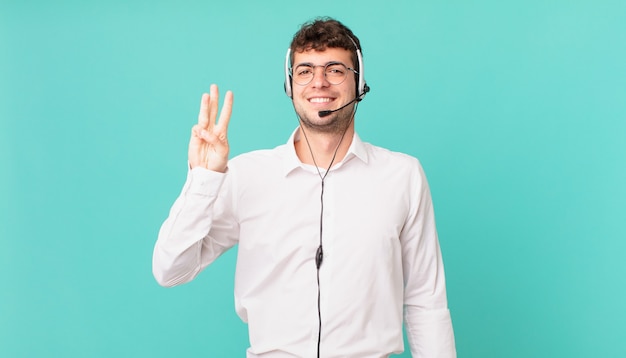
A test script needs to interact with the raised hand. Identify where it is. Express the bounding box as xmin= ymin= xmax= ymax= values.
xmin=189 ymin=84 xmax=234 ymax=172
